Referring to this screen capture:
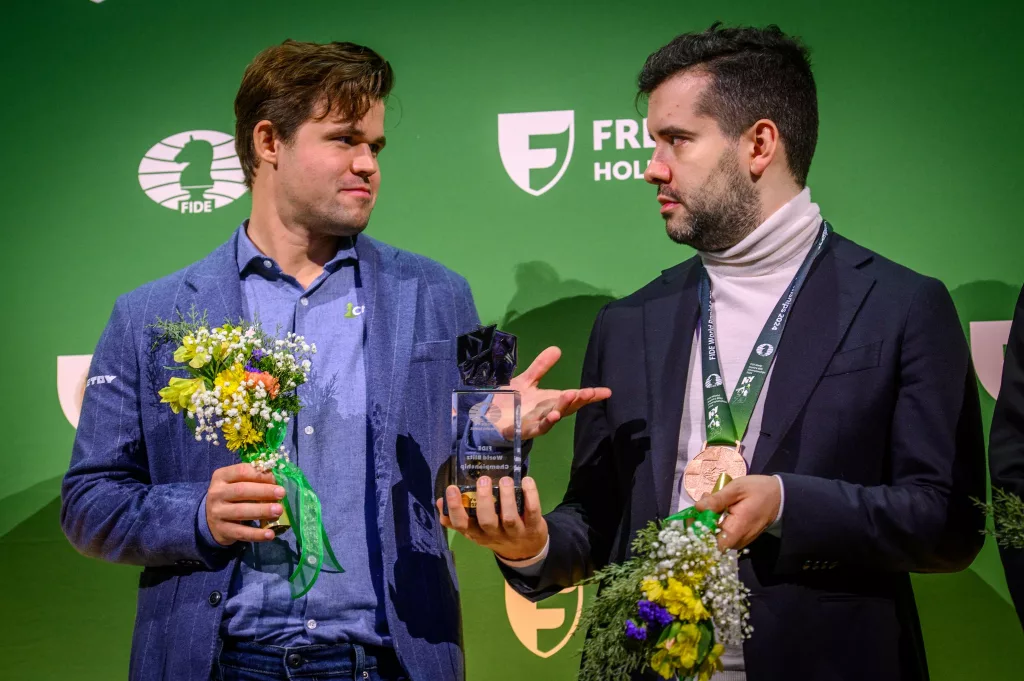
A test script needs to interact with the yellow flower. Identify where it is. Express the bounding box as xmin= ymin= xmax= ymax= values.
xmin=173 ymin=335 xmax=212 ymax=369
xmin=214 ymin=364 xmax=248 ymax=398
xmin=223 ymin=416 xmax=263 ymax=452
xmin=158 ymin=377 xmax=204 ymax=414
xmin=662 ymin=578 xmax=710 ymax=621
xmin=650 ymin=648 xmax=675 ymax=679
xmin=642 ymin=578 xmax=665 ymax=604
xmin=696 ymin=643 xmax=725 ymax=681
xmin=667 ymin=623 xmax=701 ymax=669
